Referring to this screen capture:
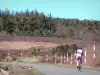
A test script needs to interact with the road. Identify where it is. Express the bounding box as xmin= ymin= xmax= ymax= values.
xmin=25 ymin=63 xmax=100 ymax=75
xmin=1 ymin=62 xmax=100 ymax=75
